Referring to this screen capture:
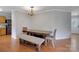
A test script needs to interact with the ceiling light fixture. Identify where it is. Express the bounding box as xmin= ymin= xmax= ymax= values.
xmin=28 ymin=6 xmax=34 ymax=16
